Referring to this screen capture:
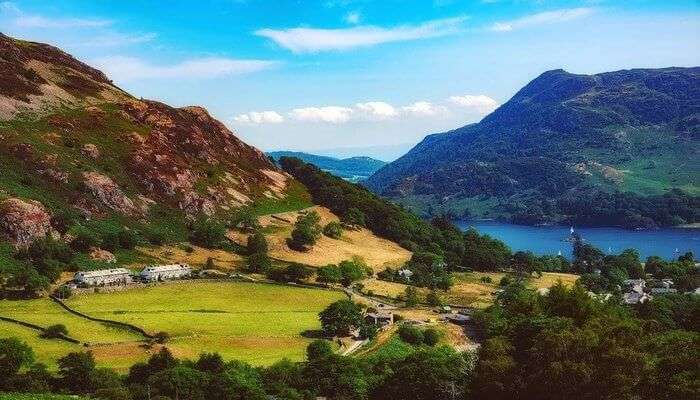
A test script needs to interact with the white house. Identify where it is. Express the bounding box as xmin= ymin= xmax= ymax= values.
xmin=140 ymin=264 xmax=191 ymax=282
xmin=74 ymin=268 xmax=131 ymax=286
